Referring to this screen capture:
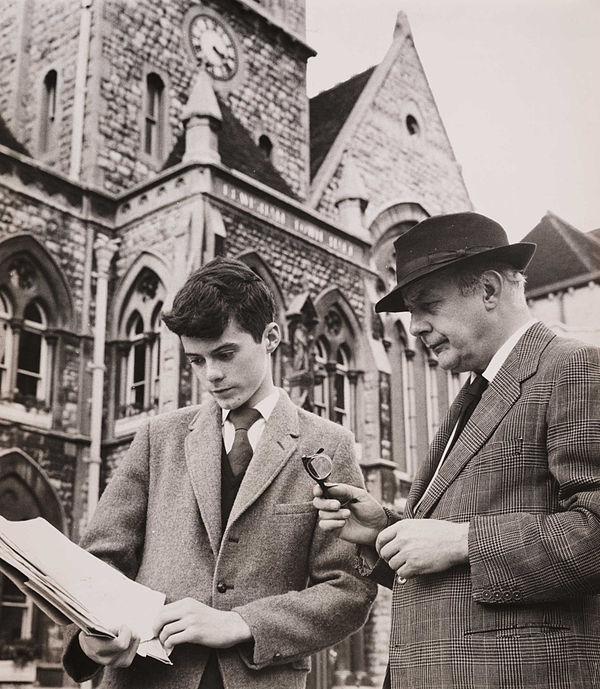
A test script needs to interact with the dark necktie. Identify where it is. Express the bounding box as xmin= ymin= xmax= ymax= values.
xmin=227 ymin=406 xmax=262 ymax=477
xmin=446 ymin=374 xmax=488 ymax=455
